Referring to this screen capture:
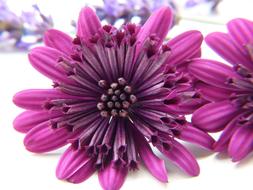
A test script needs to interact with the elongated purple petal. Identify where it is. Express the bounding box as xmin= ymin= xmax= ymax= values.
xmin=189 ymin=49 xmax=201 ymax=59
xmin=166 ymin=30 xmax=203 ymax=66
xmin=213 ymin=113 xmax=245 ymax=152
xmin=137 ymin=7 xmax=173 ymax=48
xmin=29 ymin=47 xmax=72 ymax=83
xmin=77 ymin=7 xmax=101 ymax=41
xmin=44 ymin=29 xmax=73 ymax=55
xmin=165 ymin=100 xmax=205 ymax=115
xmin=13 ymin=110 xmax=63 ymax=133
xmin=205 ymin=32 xmax=253 ymax=69
xmin=189 ymin=59 xmax=237 ymax=90
xmin=134 ymin=132 xmax=168 ymax=182
xmin=228 ymin=126 xmax=253 ymax=162
xmin=56 ymin=147 xmax=90 ymax=179
xmin=13 ymin=89 xmax=80 ymax=110
xmin=195 ymin=82 xmax=232 ymax=102
xmin=160 ymin=140 xmax=200 ymax=176
xmin=227 ymin=18 xmax=253 ymax=52
xmin=165 ymin=89 xmax=207 ymax=115
xmin=98 ymin=163 xmax=128 ymax=190
xmin=192 ymin=101 xmax=239 ymax=132
xmin=178 ymin=124 xmax=215 ymax=150
xmin=67 ymin=159 xmax=96 ymax=183
xmin=24 ymin=122 xmax=75 ymax=153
